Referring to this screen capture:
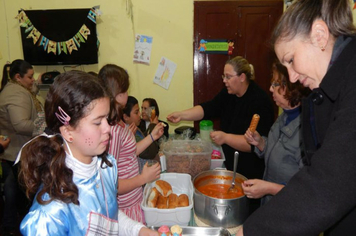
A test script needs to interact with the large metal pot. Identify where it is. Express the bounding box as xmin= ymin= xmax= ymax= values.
xmin=193 ymin=169 xmax=249 ymax=228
